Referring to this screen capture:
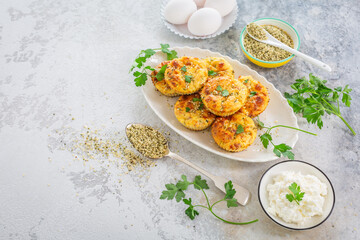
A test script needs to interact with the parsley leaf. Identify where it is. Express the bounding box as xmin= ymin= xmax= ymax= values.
xmin=160 ymin=43 xmax=178 ymax=60
xmin=160 ymin=180 xmax=187 ymax=203
xmin=130 ymin=44 xmax=178 ymax=86
xmin=185 ymin=75 xmax=192 ymax=83
xmin=285 ymin=74 xmax=355 ymax=135
xmin=193 ymin=175 xmax=209 ymax=190
xmin=224 ymin=181 xmax=236 ymax=199
xmin=244 ymin=79 xmax=249 ymax=83
xmin=286 ymin=182 xmax=305 ymax=205
xmin=208 ymin=70 xmax=217 ymax=76
xmin=183 ymin=198 xmax=199 ymax=220
xmin=176 ymin=175 xmax=191 ymax=191
xmin=134 ymin=73 xmax=147 ymax=87
xmin=249 ymin=91 xmax=257 ymax=97
xmin=224 ymin=181 xmax=238 ymax=208
xmin=216 ymin=85 xmax=222 ymax=91
xmin=273 ymin=143 xmax=294 ymax=160
xmin=221 ymin=90 xmax=229 ymax=97
xmin=236 ymin=125 xmax=244 ymax=134
xmin=198 ymin=103 xmax=204 ymax=110
xmin=185 ymin=107 xmax=190 ymax=112
xmin=181 ymin=65 xmax=187 ymax=72
xmin=226 ymin=198 xmax=238 ymax=208
xmin=260 ymin=133 xmax=272 ymax=149
xmin=155 ymin=64 xmax=167 ymax=81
